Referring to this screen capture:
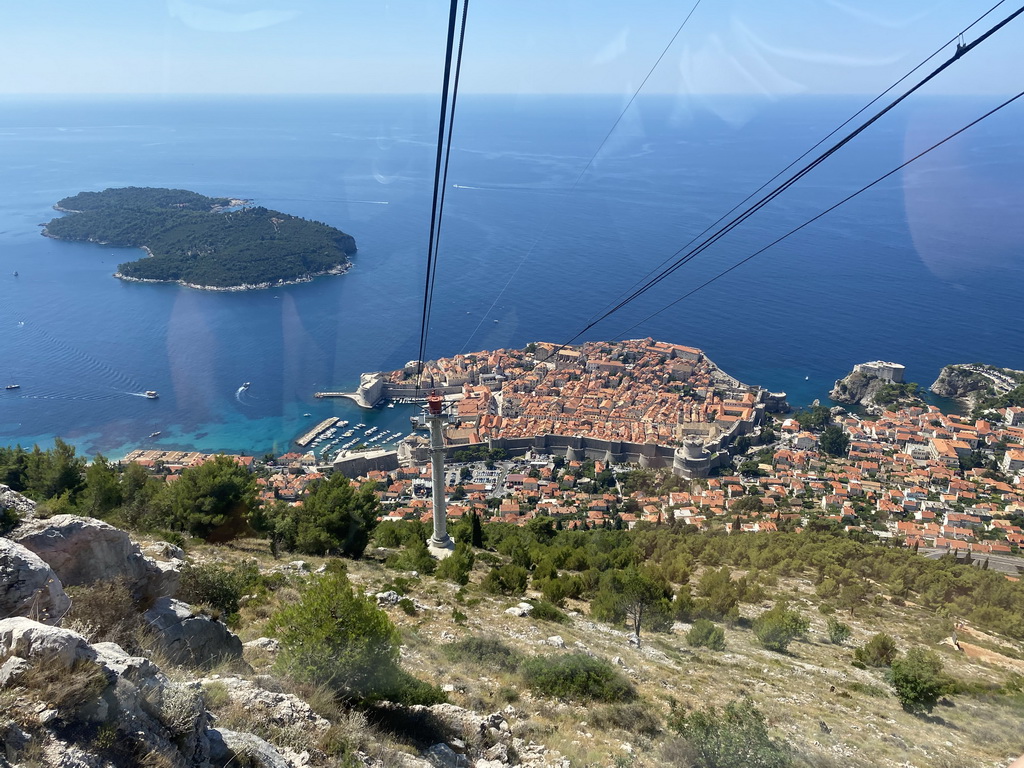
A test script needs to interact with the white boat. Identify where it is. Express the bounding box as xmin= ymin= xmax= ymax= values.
xmin=145 ymin=391 xmax=159 ymax=399
xmin=149 ymin=431 xmax=161 ymax=438
xmin=5 ymin=384 xmax=19 ymax=390
xmin=241 ymin=382 xmax=250 ymax=389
